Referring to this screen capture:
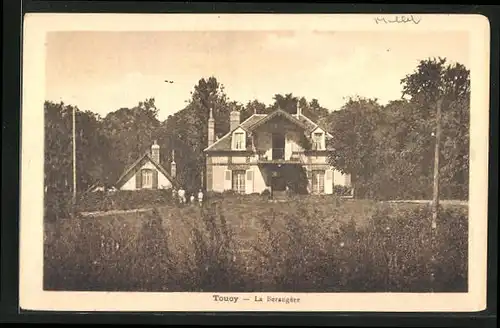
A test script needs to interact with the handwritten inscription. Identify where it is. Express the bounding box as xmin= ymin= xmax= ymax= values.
xmin=374 ymin=15 xmax=421 ymax=25
xmin=212 ymin=294 xmax=300 ymax=304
